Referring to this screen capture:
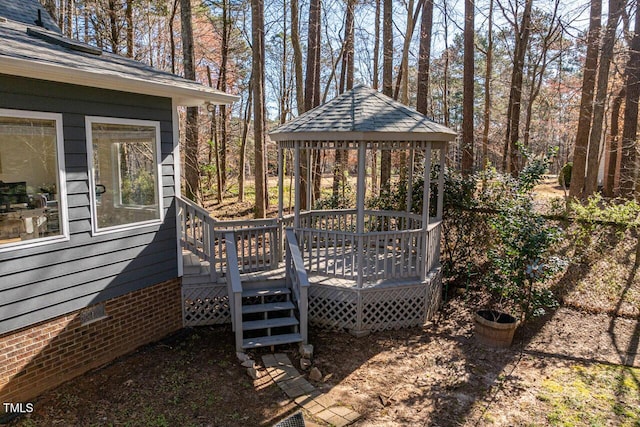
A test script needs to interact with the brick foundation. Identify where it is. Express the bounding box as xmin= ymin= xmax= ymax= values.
xmin=0 ymin=279 xmax=182 ymax=406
